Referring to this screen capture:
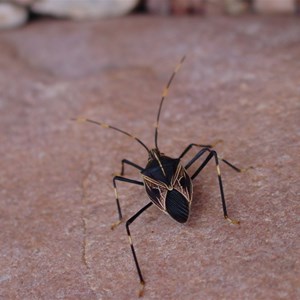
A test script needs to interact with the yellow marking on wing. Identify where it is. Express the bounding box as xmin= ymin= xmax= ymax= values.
xmin=143 ymin=175 xmax=166 ymax=188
